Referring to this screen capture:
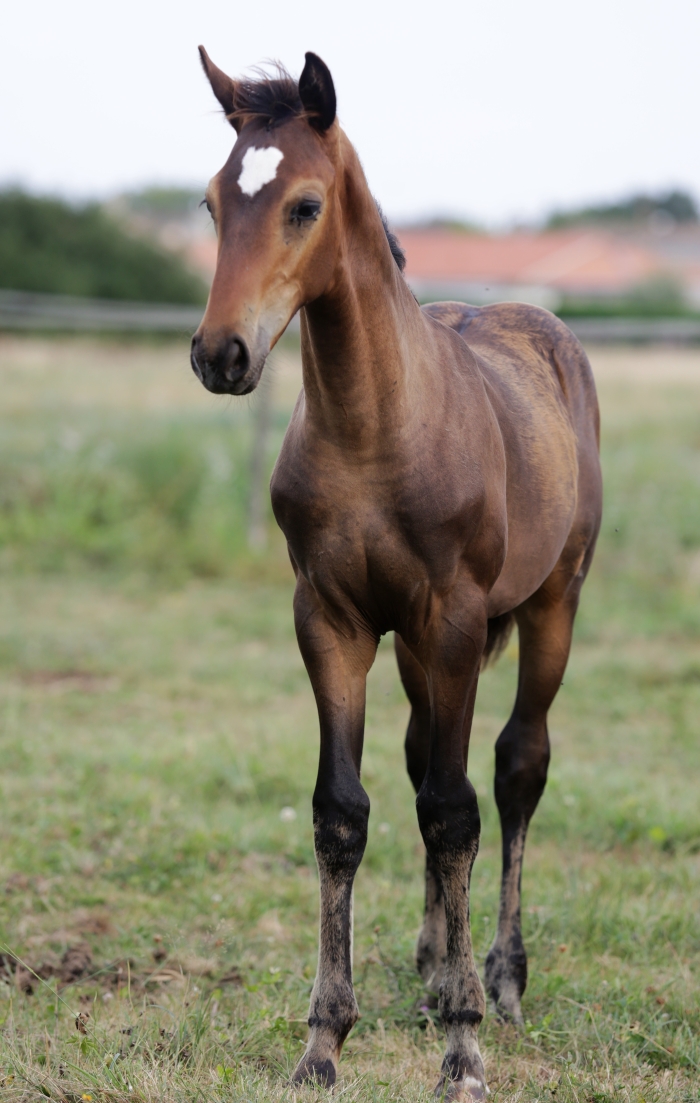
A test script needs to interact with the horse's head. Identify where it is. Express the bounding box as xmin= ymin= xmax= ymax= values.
xmin=191 ymin=49 xmax=339 ymax=395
